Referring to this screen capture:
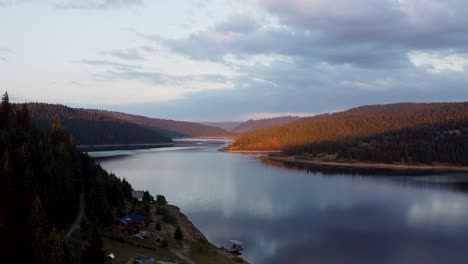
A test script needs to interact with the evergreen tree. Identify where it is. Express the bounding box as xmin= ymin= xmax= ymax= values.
xmin=48 ymin=227 xmax=66 ymax=264
xmin=28 ymin=196 xmax=49 ymax=264
xmin=81 ymin=229 xmax=106 ymax=264
xmin=156 ymin=195 xmax=168 ymax=206
xmin=1 ymin=91 xmax=9 ymax=104
xmin=174 ymin=226 xmax=183 ymax=240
